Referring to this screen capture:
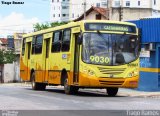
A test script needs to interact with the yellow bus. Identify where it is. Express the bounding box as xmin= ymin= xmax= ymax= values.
xmin=20 ymin=20 xmax=140 ymax=96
